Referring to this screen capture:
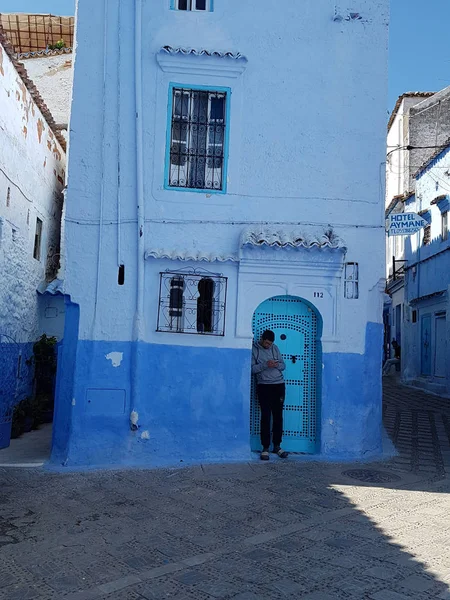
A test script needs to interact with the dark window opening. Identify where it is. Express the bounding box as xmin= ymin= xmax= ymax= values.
xmin=175 ymin=0 xmax=209 ymax=10
xmin=169 ymin=276 xmax=185 ymax=332
xmin=423 ymin=224 xmax=431 ymax=246
xmin=412 ymin=310 xmax=417 ymax=324
xmin=6 ymin=187 xmax=10 ymax=207
xmin=158 ymin=270 xmax=227 ymax=336
xmin=442 ymin=211 xmax=448 ymax=242
xmin=168 ymin=88 xmax=227 ymax=191
xmin=33 ymin=217 xmax=43 ymax=260
xmin=118 ymin=264 xmax=125 ymax=285
xmin=197 ymin=278 xmax=214 ymax=333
